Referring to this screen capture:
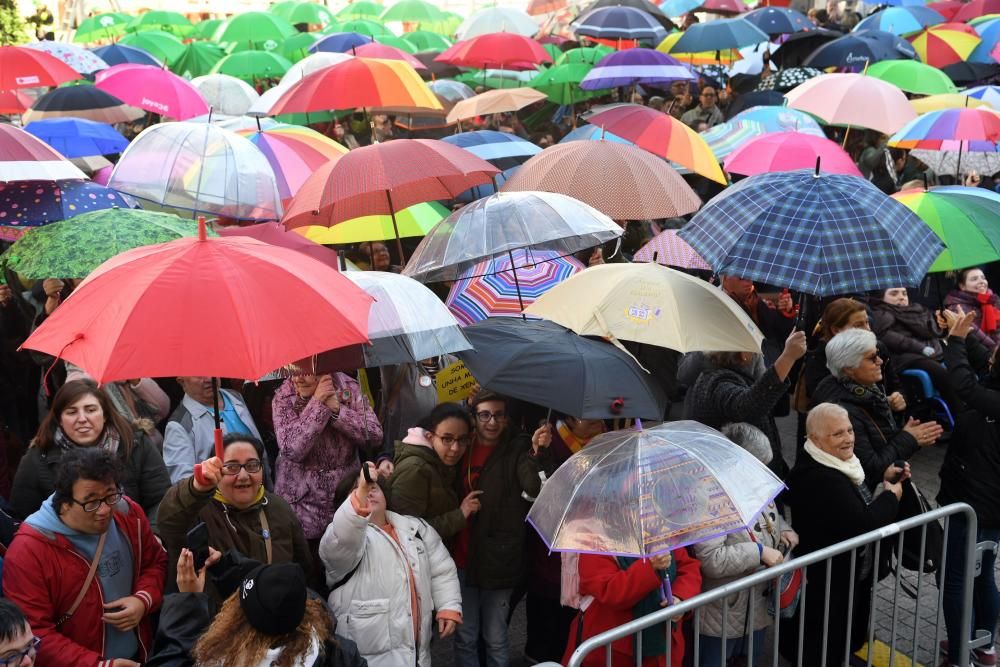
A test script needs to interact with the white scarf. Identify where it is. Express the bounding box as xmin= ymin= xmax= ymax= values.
xmin=804 ymin=439 xmax=866 ymax=486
